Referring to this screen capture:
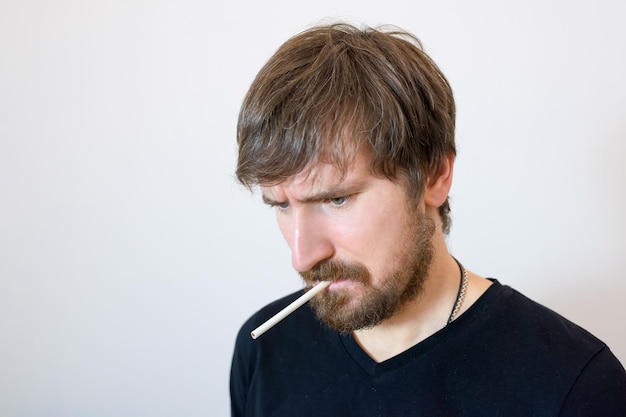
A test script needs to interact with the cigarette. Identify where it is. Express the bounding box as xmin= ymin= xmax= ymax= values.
xmin=251 ymin=281 xmax=331 ymax=339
